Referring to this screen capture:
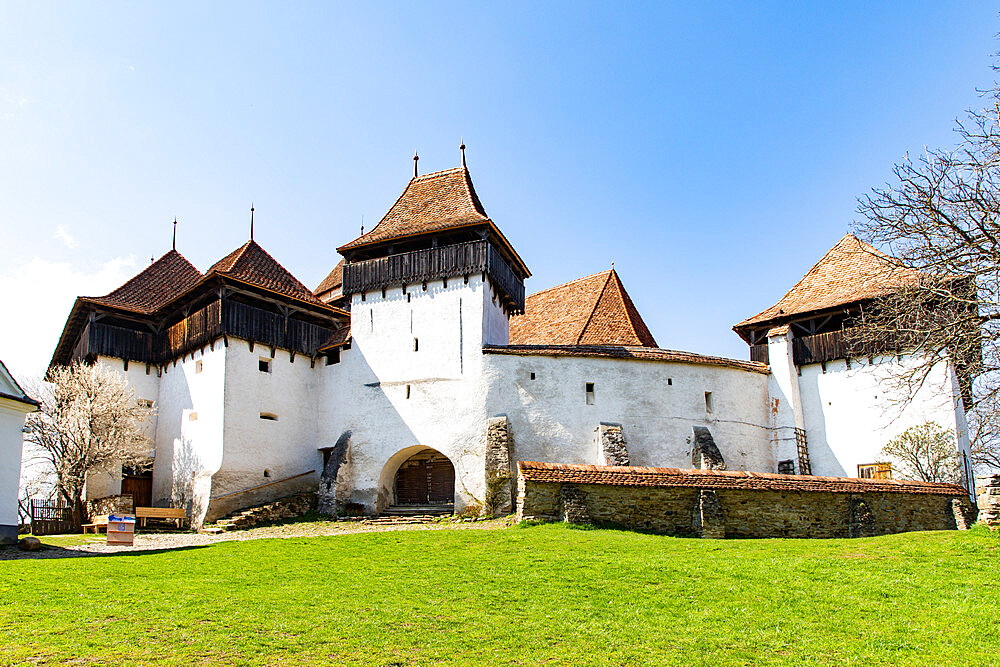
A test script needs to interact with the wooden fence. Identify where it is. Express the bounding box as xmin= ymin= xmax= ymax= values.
xmin=29 ymin=499 xmax=75 ymax=535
